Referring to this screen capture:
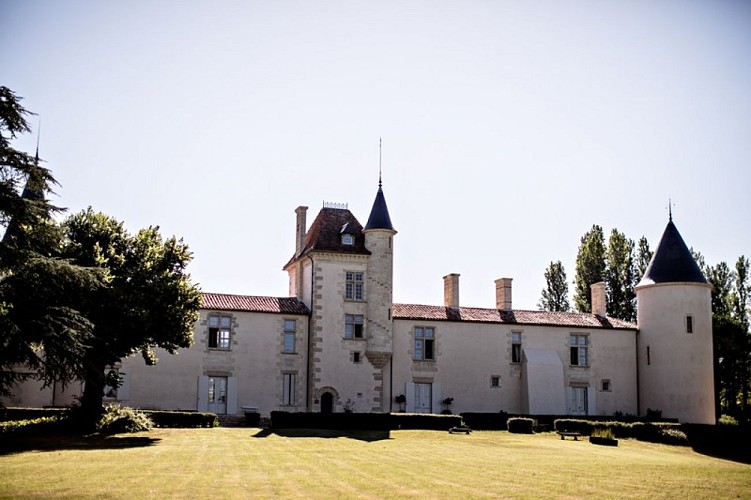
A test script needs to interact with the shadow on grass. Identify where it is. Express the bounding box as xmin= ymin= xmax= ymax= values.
xmin=0 ymin=432 xmax=161 ymax=456
xmin=252 ymin=428 xmax=391 ymax=442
